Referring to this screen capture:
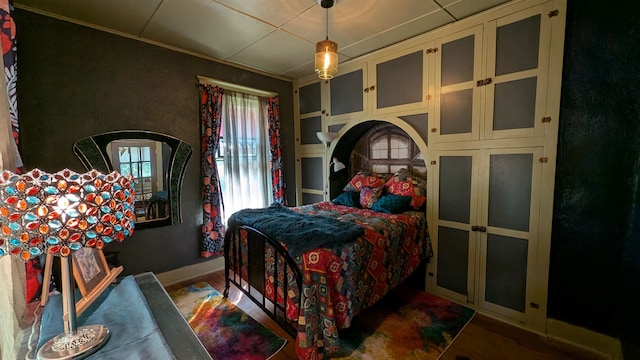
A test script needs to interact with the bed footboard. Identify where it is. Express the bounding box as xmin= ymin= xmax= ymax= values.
xmin=223 ymin=224 xmax=302 ymax=338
